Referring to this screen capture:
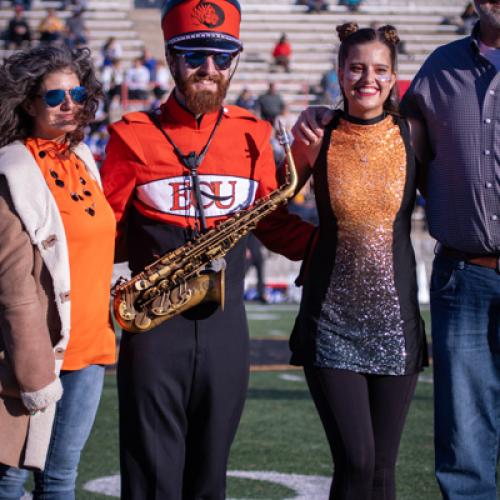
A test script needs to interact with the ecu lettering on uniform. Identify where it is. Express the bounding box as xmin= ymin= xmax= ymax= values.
xmin=136 ymin=174 xmax=258 ymax=219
